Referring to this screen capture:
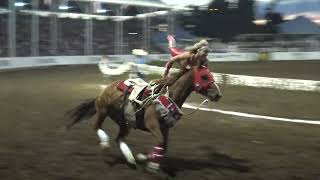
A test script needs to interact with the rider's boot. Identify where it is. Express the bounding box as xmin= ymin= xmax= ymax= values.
xmin=167 ymin=34 xmax=176 ymax=48
xmin=167 ymin=35 xmax=183 ymax=57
